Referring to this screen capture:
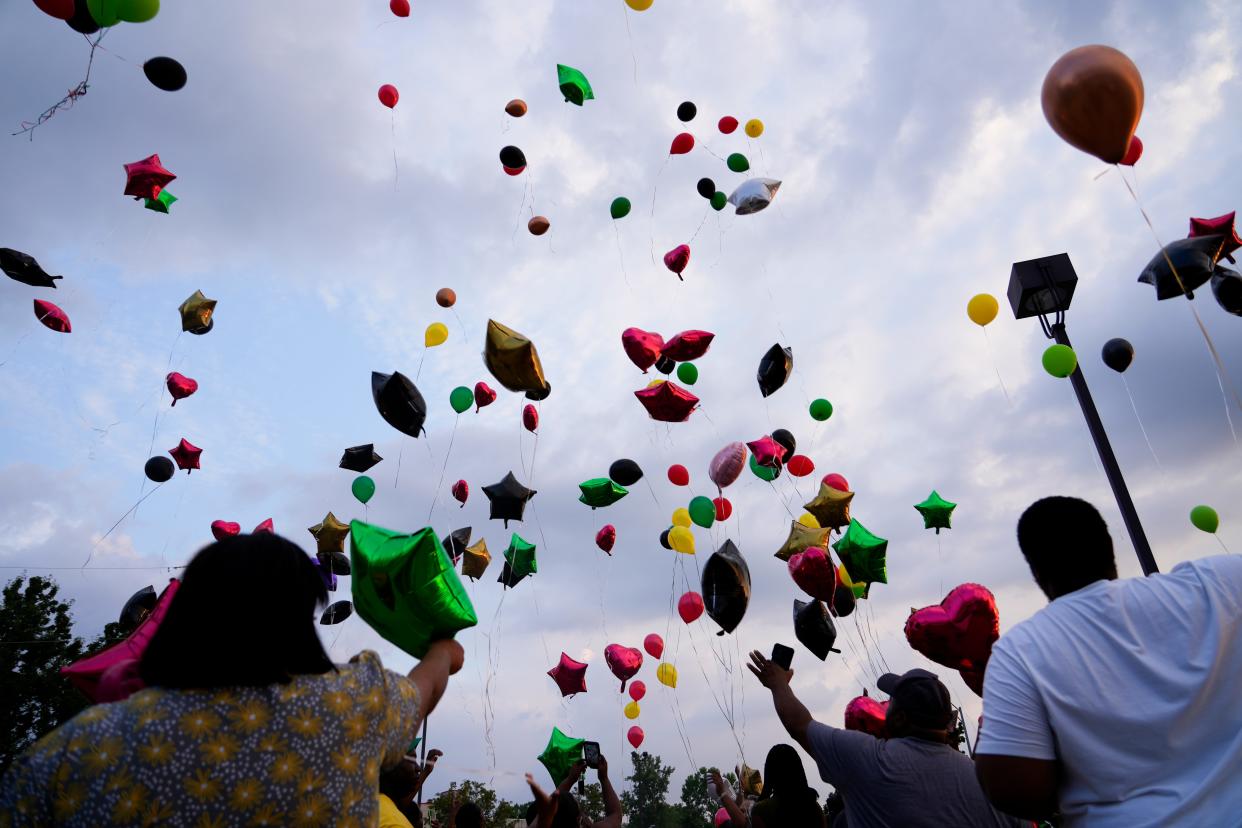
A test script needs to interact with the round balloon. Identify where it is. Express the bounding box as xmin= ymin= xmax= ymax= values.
xmin=624 ymin=0 xmax=652 ymax=9
xmin=1042 ymin=45 xmax=1144 ymax=164
xmin=749 ymin=454 xmax=778 ymax=481
xmin=499 ymin=145 xmax=526 ymax=169
xmin=1121 ymin=134 xmax=1143 ymax=166
xmin=435 ymin=287 xmax=456 ymax=308
xmin=1042 ymin=344 xmax=1077 ymax=378
xmin=643 ymin=634 xmax=663 ymax=659
xmin=528 ymin=216 xmax=551 ymax=236
xmin=610 ymin=197 xmax=632 ymax=220
xmin=718 ymin=116 xmax=738 ymax=134
xmin=798 ymin=512 xmax=820 ymax=529
xmin=710 ymin=191 xmax=727 ymax=212
xmin=744 ymin=118 xmax=764 ymax=138
xmin=656 ymin=662 xmax=678 ymax=688
xmin=678 ymin=591 xmax=704 ymax=623
xmin=352 ymin=475 xmax=376 ymax=504
xmin=788 ymin=455 xmax=815 ymax=477
xmin=425 ymin=322 xmax=449 ymax=348
xmin=1190 ymin=505 xmax=1219 ymax=534
xmin=609 ymin=459 xmax=643 ymax=486
xmin=1101 ymin=338 xmax=1134 ymax=373
xmin=696 ymin=177 xmax=716 ymax=199
xmin=450 ymin=386 xmax=473 ymax=414
xmin=809 ymin=398 xmax=833 ymax=421
xmin=676 ymin=362 xmax=698 ymax=385
xmin=505 ymin=98 xmax=527 ymax=117
xmin=378 ymin=84 xmax=399 ymax=109
xmin=713 ymin=497 xmax=733 ymax=521
xmin=116 ymin=0 xmax=158 ymax=22
xmin=670 ymin=133 xmax=694 ymax=155
xmin=688 ymin=496 xmax=715 ymax=529
xmin=671 ymin=508 xmax=692 ymax=528
xmin=677 ymin=101 xmax=697 ymax=122
xmin=143 ymin=56 xmax=186 ymax=91
xmin=628 ymin=726 xmax=644 ymax=749
xmin=34 ymin=0 xmax=75 ymax=20
xmin=624 ymin=700 xmax=641 ymax=719
xmin=144 ymin=456 xmax=174 ymax=483
xmin=967 ymin=294 xmax=999 ymax=327
xmin=629 ymin=681 xmax=646 ymax=701
xmin=667 ymin=464 xmax=689 ymax=486
xmin=390 ymin=0 xmax=409 ymax=16
xmin=727 ymin=153 xmax=750 ymax=173
xmin=669 ymin=526 xmax=695 ymax=554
